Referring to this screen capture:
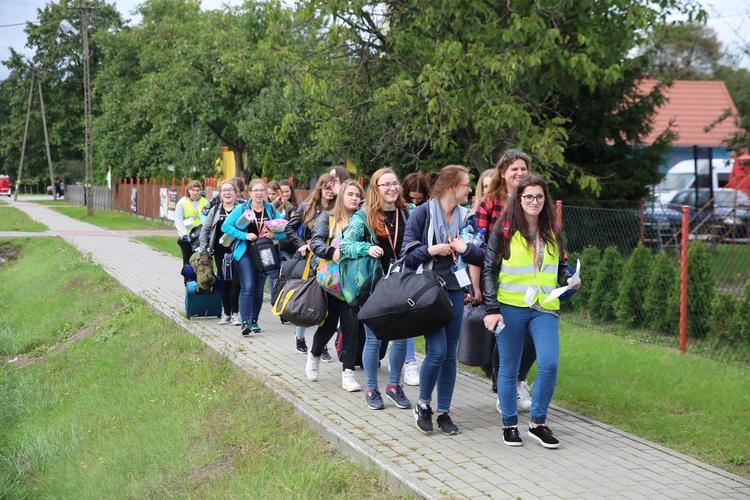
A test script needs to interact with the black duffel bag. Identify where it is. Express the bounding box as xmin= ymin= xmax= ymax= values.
xmin=358 ymin=258 xmax=454 ymax=342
